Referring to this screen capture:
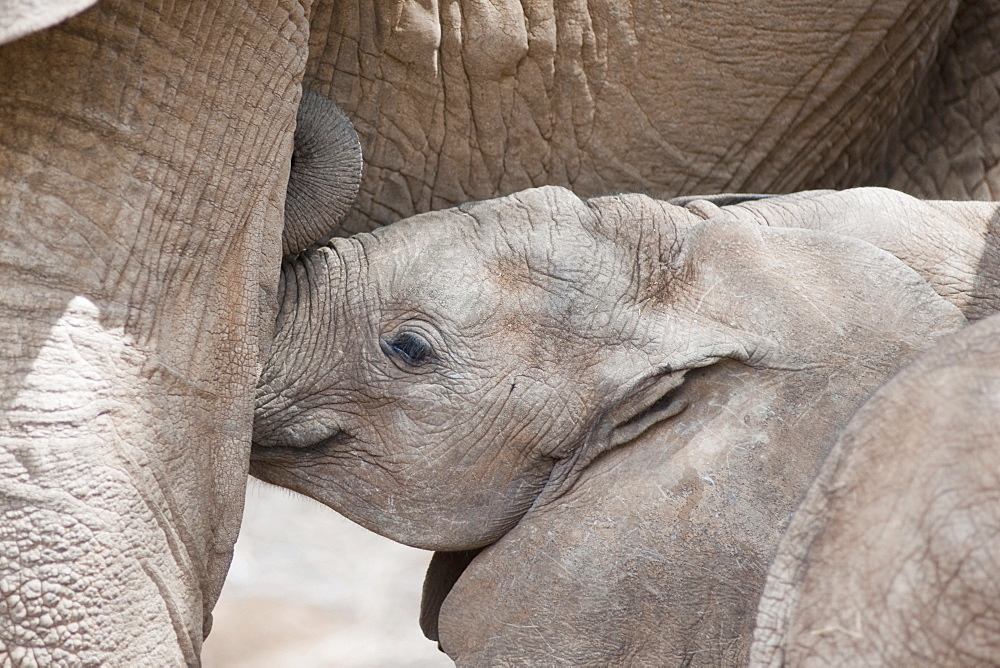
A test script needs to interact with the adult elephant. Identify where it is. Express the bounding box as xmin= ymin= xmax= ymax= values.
xmin=304 ymin=0 xmax=1000 ymax=234
xmin=0 ymin=2 xmax=359 ymax=663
